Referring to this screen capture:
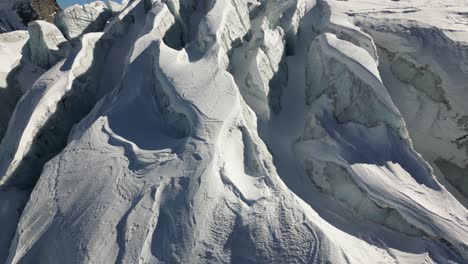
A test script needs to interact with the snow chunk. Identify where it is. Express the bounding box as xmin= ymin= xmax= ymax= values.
xmin=195 ymin=0 xmax=250 ymax=55
xmin=0 ymin=30 xmax=29 ymax=88
xmin=28 ymin=20 xmax=68 ymax=69
xmin=105 ymin=0 xmax=122 ymax=13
